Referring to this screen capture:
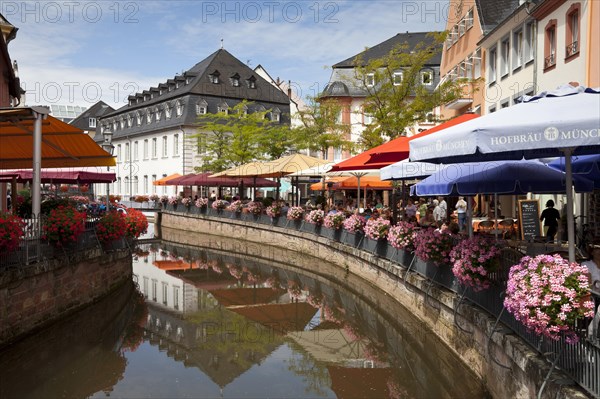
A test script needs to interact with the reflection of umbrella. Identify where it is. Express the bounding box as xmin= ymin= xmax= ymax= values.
xmin=327 ymin=366 xmax=394 ymax=399
xmin=410 ymin=160 xmax=594 ymax=196
xmin=549 ymin=154 xmax=600 ymax=188
xmin=227 ymin=302 xmax=317 ymax=334
xmin=153 ymin=260 xmax=198 ymax=271
xmin=409 ymin=85 xmax=600 ymax=261
xmin=329 ymin=113 xmax=479 ymax=172
xmin=209 ymin=287 xmax=285 ymax=307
